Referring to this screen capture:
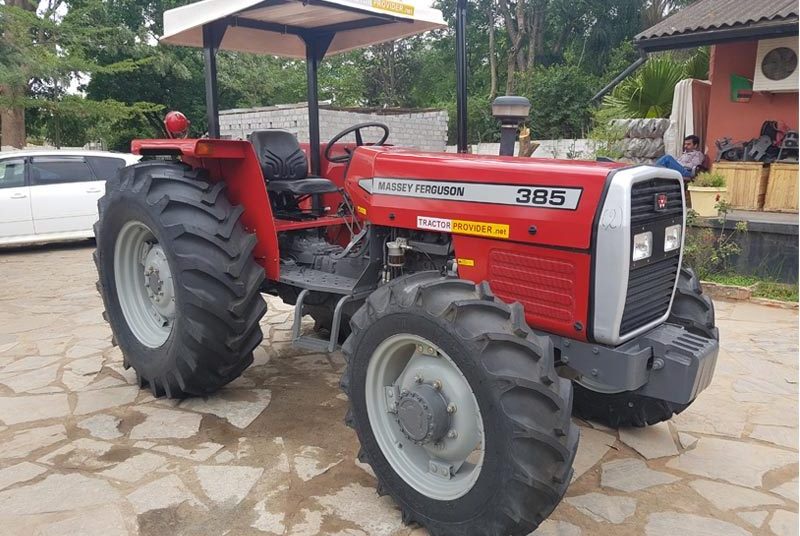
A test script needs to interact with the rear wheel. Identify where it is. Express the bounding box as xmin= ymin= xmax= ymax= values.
xmin=341 ymin=273 xmax=578 ymax=536
xmin=95 ymin=162 xmax=267 ymax=397
xmin=572 ymin=267 xmax=718 ymax=427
